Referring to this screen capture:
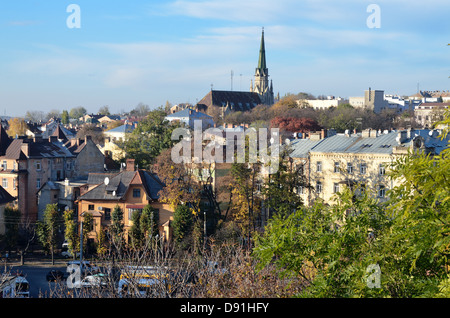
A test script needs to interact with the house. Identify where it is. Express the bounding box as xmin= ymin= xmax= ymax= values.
xmin=165 ymin=109 xmax=214 ymax=130
xmin=101 ymin=122 xmax=138 ymax=160
xmin=414 ymin=103 xmax=449 ymax=128
xmin=64 ymin=135 xmax=106 ymax=176
xmin=76 ymin=159 xmax=175 ymax=244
